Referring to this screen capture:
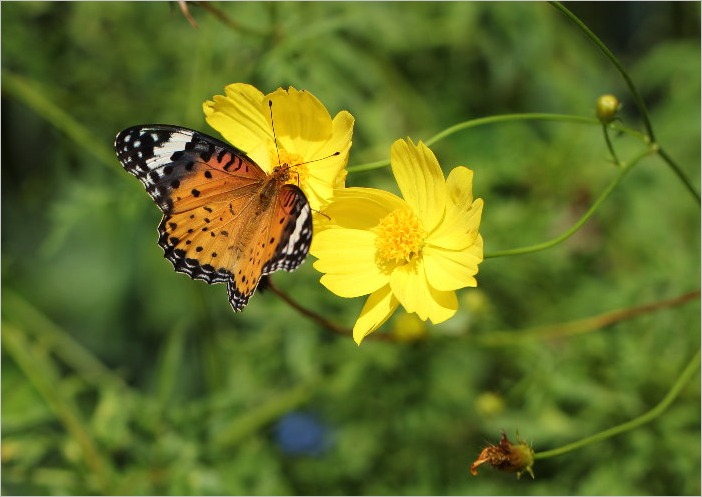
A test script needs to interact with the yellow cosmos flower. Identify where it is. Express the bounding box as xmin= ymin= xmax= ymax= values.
xmin=311 ymin=138 xmax=484 ymax=344
xmin=203 ymin=83 xmax=354 ymax=211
